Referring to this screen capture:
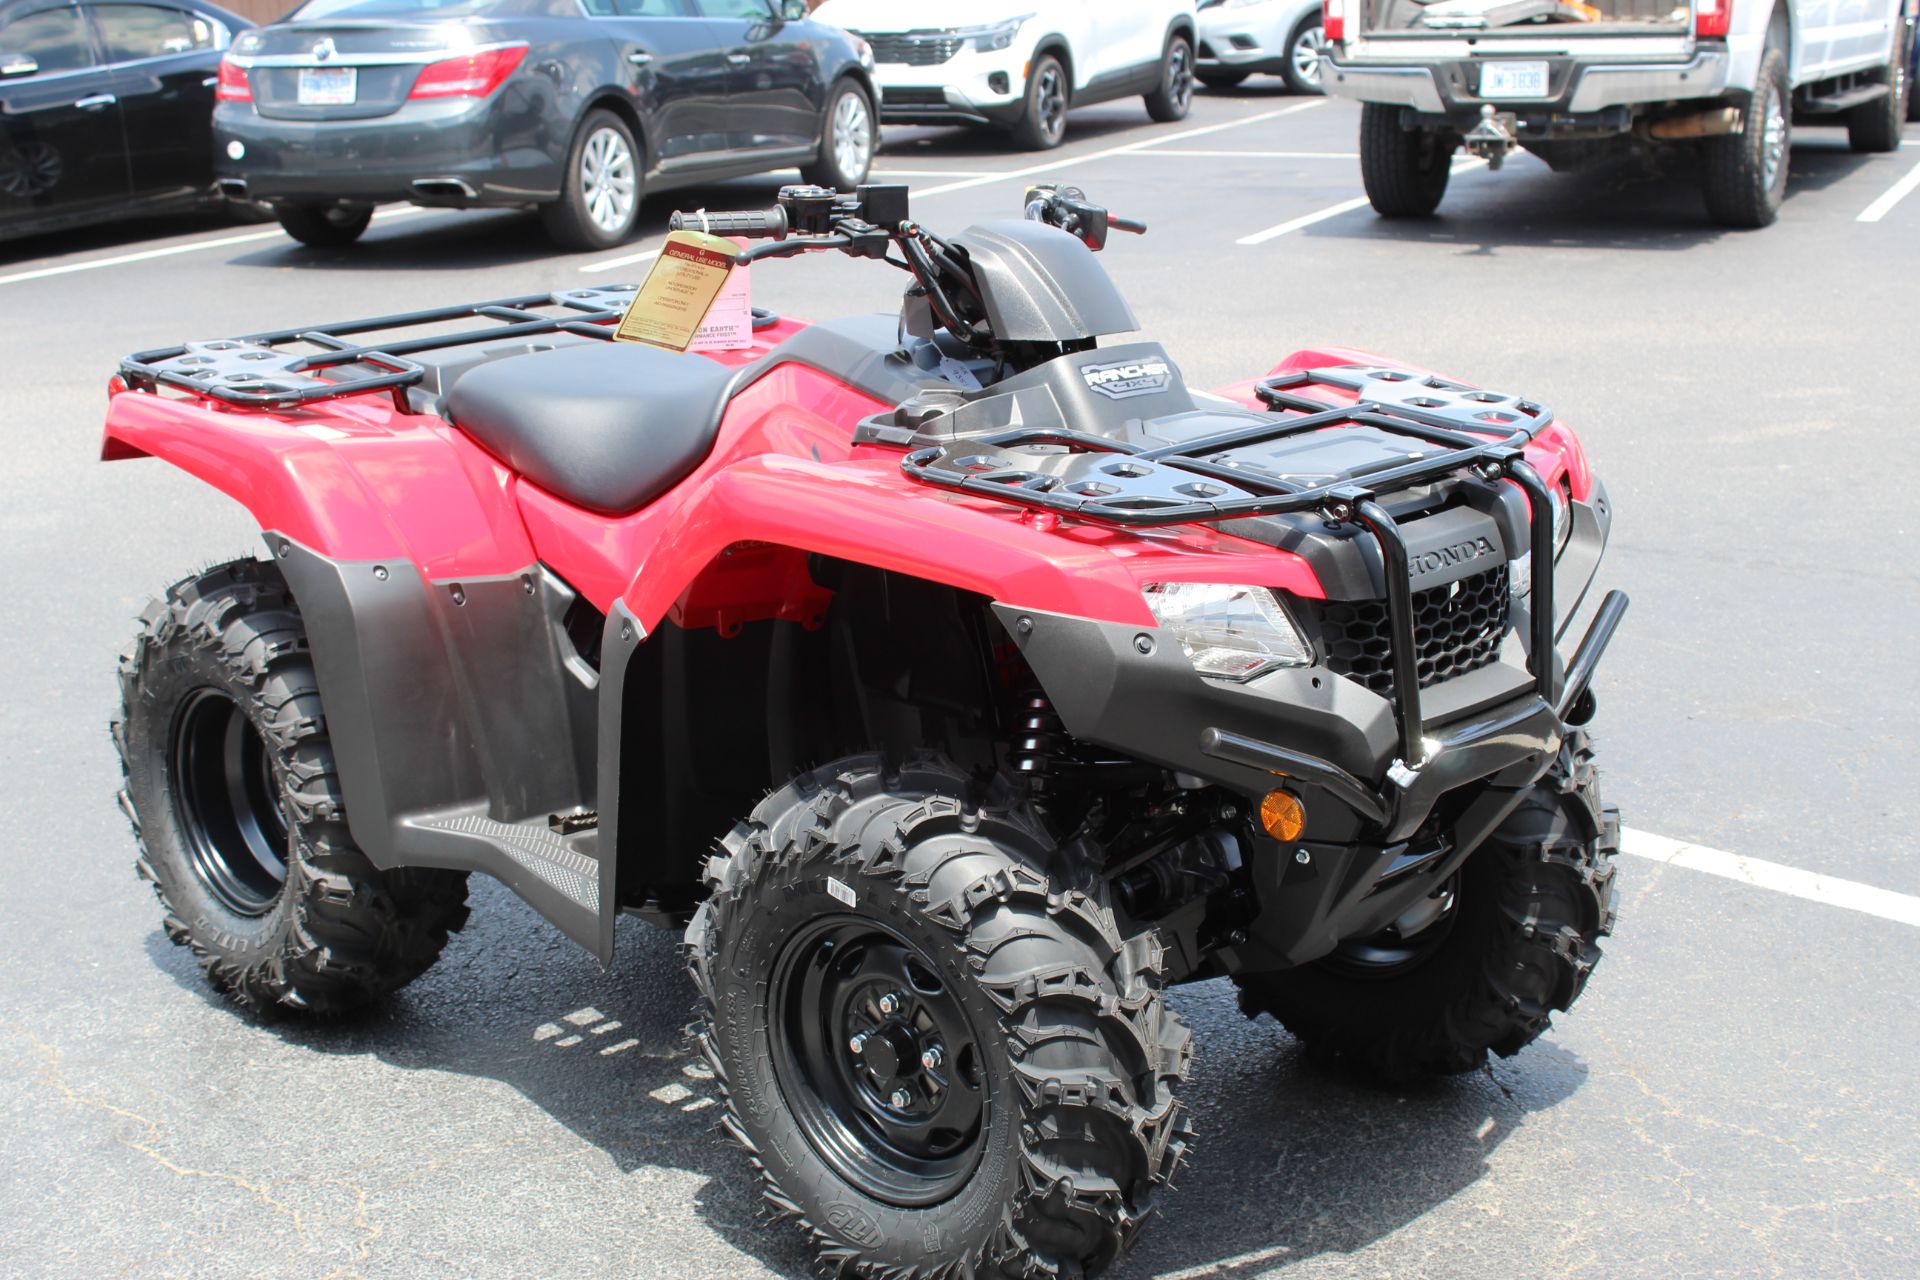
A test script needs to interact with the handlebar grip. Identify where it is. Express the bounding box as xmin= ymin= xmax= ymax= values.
xmin=666 ymin=207 xmax=790 ymax=239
